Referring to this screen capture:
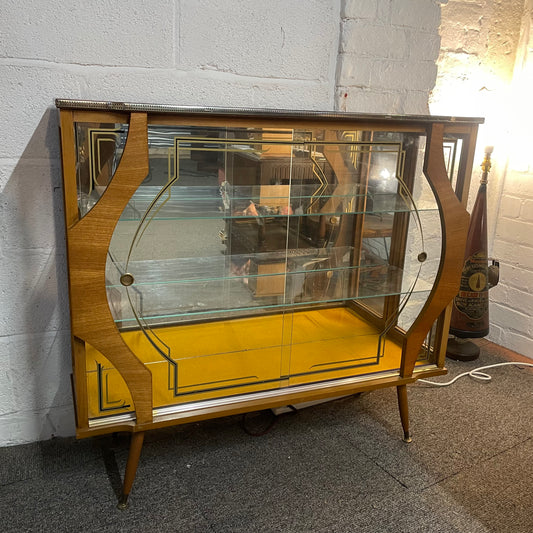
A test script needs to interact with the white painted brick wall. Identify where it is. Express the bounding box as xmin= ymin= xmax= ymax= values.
xmin=499 ymin=196 xmax=522 ymax=219
xmin=340 ymin=21 xmax=409 ymax=59
xmin=487 ymin=4 xmax=533 ymax=358
xmin=337 ymin=0 xmax=443 ymax=113
xmin=1 ymin=1 xmax=176 ymax=68
xmin=432 ymin=0 xmax=533 ymax=359
xmin=391 ymin=0 xmax=441 ymax=31
xmin=342 ymin=0 xmax=378 ymax=20
xmin=0 ymin=0 xmax=443 ymax=445
xmin=490 ymin=169 xmax=533 ymax=357
xmin=522 ymin=200 xmax=533 ymax=222
xmin=179 ymin=0 xmax=338 ymax=79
